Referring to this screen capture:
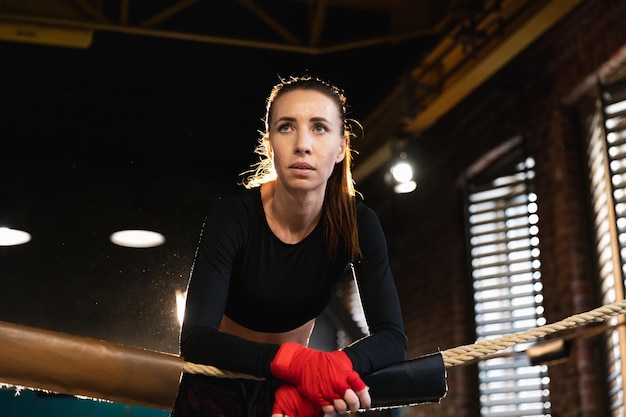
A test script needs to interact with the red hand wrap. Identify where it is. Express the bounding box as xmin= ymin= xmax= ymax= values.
xmin=272 ymin=384 xmax=323 ymax=417
xmin=270 ymin=342 xmax=367 ymax=405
